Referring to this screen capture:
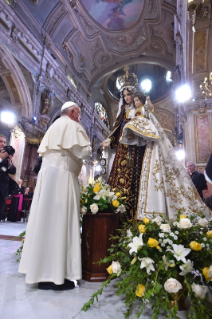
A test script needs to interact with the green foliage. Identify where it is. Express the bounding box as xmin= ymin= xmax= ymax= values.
xmin=14 ymin=230 xmax=26 ymax=261
xmin=82 ymin=212 xmax=212 ymax=318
